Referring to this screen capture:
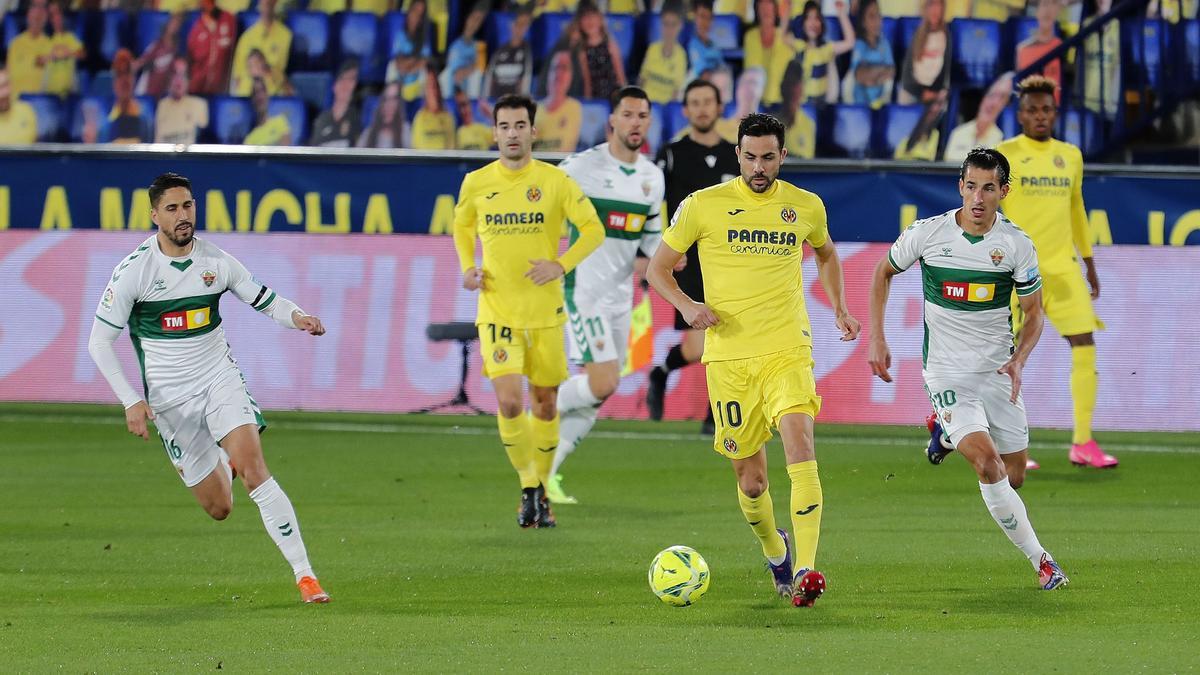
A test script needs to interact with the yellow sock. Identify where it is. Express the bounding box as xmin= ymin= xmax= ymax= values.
xmin=1070 ymin=345 xmax=1098 ymax=445
xmin=736 ymin=485 xmax=787 ymax=560
xmin=787 ymin=461 xmax=823 ymax=571
xmin=528 ymin=413 xmax=559 ymax=487
xmin=497 ymin=413 xmax=538 ymax=489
